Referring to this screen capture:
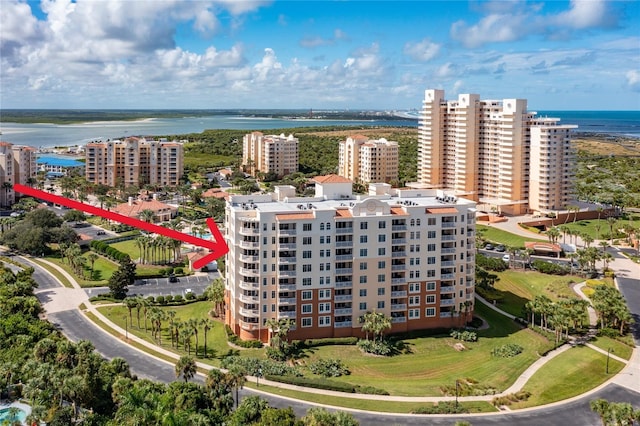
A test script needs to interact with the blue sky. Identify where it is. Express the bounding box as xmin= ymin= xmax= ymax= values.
xmin=1 ymin=0 xmax=639 ymax=110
